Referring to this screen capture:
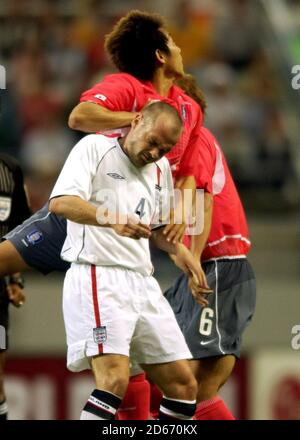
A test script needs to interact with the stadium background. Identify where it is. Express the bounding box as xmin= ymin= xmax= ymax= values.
xmin=0 ymin=0 xmax=299 ymax=419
